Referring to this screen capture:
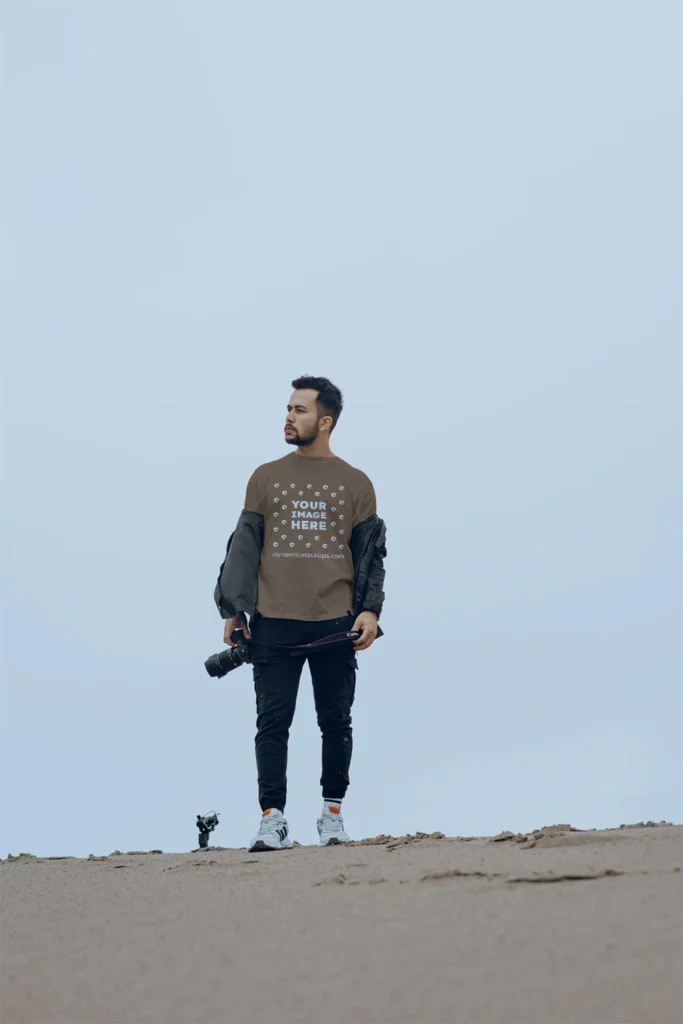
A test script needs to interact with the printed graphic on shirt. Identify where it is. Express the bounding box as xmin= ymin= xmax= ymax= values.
xmin=270 ymin=482 xmax=347 ymax=555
